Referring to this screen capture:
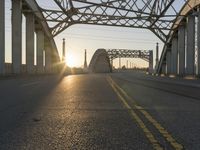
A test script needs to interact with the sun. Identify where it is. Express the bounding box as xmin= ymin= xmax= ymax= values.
xmin=65 ymin=54 xmax=76 ymax=67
